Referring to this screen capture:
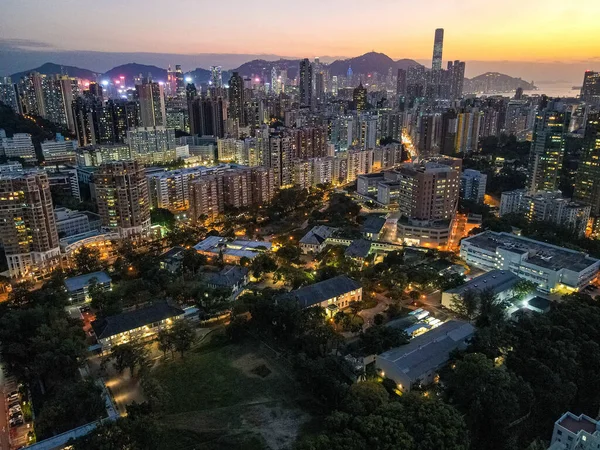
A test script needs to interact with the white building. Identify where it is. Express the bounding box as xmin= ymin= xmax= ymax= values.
xmin=299 ymin=225 xmax=338 ymax=254
xmin=41 ymin=139 xmax=77 ymax=164
xmin=500 ymin=190 xmax=590 ymax=236
xmin=460 ymin=231 xmax=600 ymax=293
xmin=55 ymin=207 xmax=92 ymax=238
xmin=373 ymin=320 xmax=475 ymax=392
xmin=460 ymin=169 xmax=487 ymax=203
xmin=0 ymin=131 xmax=36 ymax=161
xmin=549 ymin=412 xmax=600 ymax=450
